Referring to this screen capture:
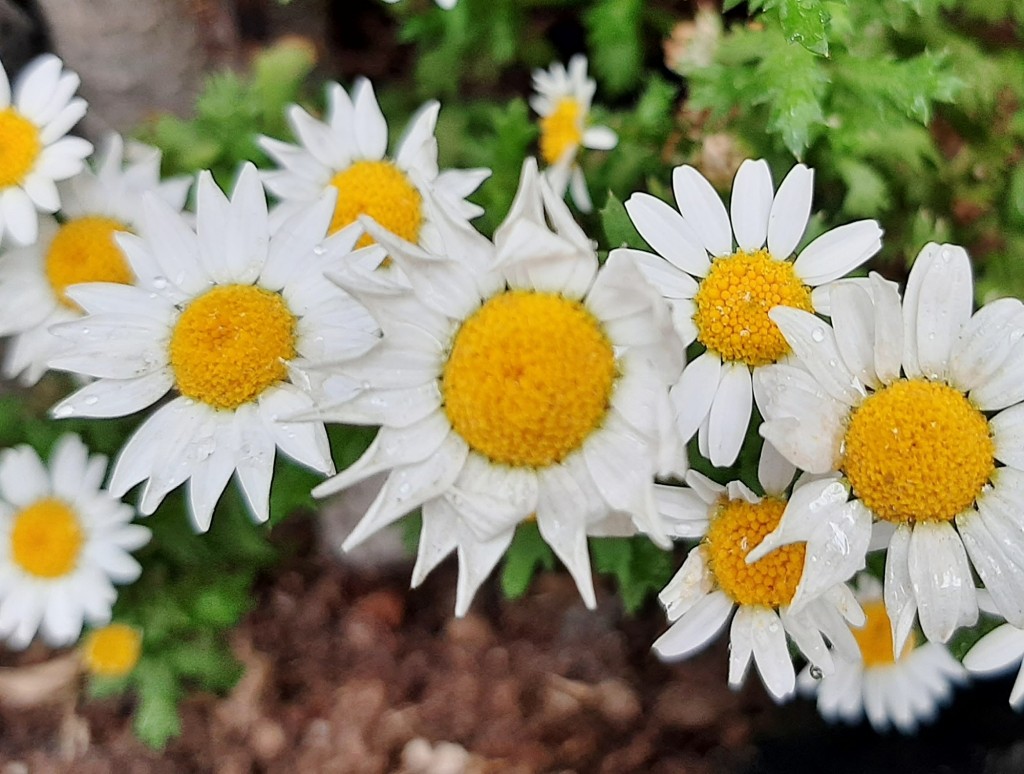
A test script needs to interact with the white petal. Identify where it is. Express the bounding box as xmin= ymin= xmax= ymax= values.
xmin=914 ymin=244 xmax=974 ymax=381
xmin=792 ymin=220 xmax=882 ymax=286
xmin=535 ymin=506 xmax=596 ymax=609
xmin=870 ymin=272 xmax=904 ymax=385
xmin=770 ymin=308 xmax=865 ymax=405
xmin=766 ymin=164 xmax=813 ymax=260
xmin=0 ymin=445 xmax=49 ymax=506
xmin=908 ymin=521 xmax=977 ymax=643
xmin=672 ymin=165 xmax=732 ymax=257
xmin=454 ymin=525 xmax=514 ymax=616
xmin=652 ymin=590 xmax=733 ymax=659
xmin=950 ymin=298 xmax=1024 ymax=393
xmin=884 ymin=524 xmax=918 ymax=655
xmin=352 ymin=78 xmax=389 ymax=160
xmin=670 ymin=351 xmax=722 ymax=447
xmin=957 ymin=508 xmax=1024 ymax=626
xmin=2 ymin=187 xmax=38 ymax=245
xmin=749 ymin=607 xmax=796 ymax=700
xmin=582 ymin=125 xmax=617 ymax=151
xmin=707 ymin=362 xmax=751 ymax=467
xmin=963 ymin=624 xmax=1024 ymax=675
xmin=624 ymin=193 xmax=711 ymax=276
xmin=757 ymin=440 xmax=796 ymax=497
xmin=829 ymin=282 xmax=879 ymax=389
xmin=730 ymin=159 xmax=772 ymax=253
xmin=412 ymin=497 xmax=459 ymax=587
xmin=50 ymin=369 xmax=173 ymax=419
